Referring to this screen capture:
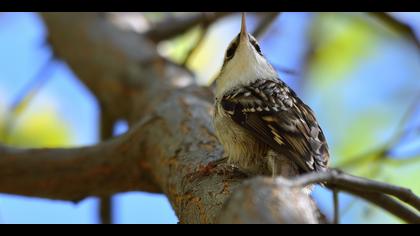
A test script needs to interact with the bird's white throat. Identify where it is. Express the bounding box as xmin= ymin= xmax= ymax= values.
xmin=215 ymin=42 xmax=278 ymax=99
